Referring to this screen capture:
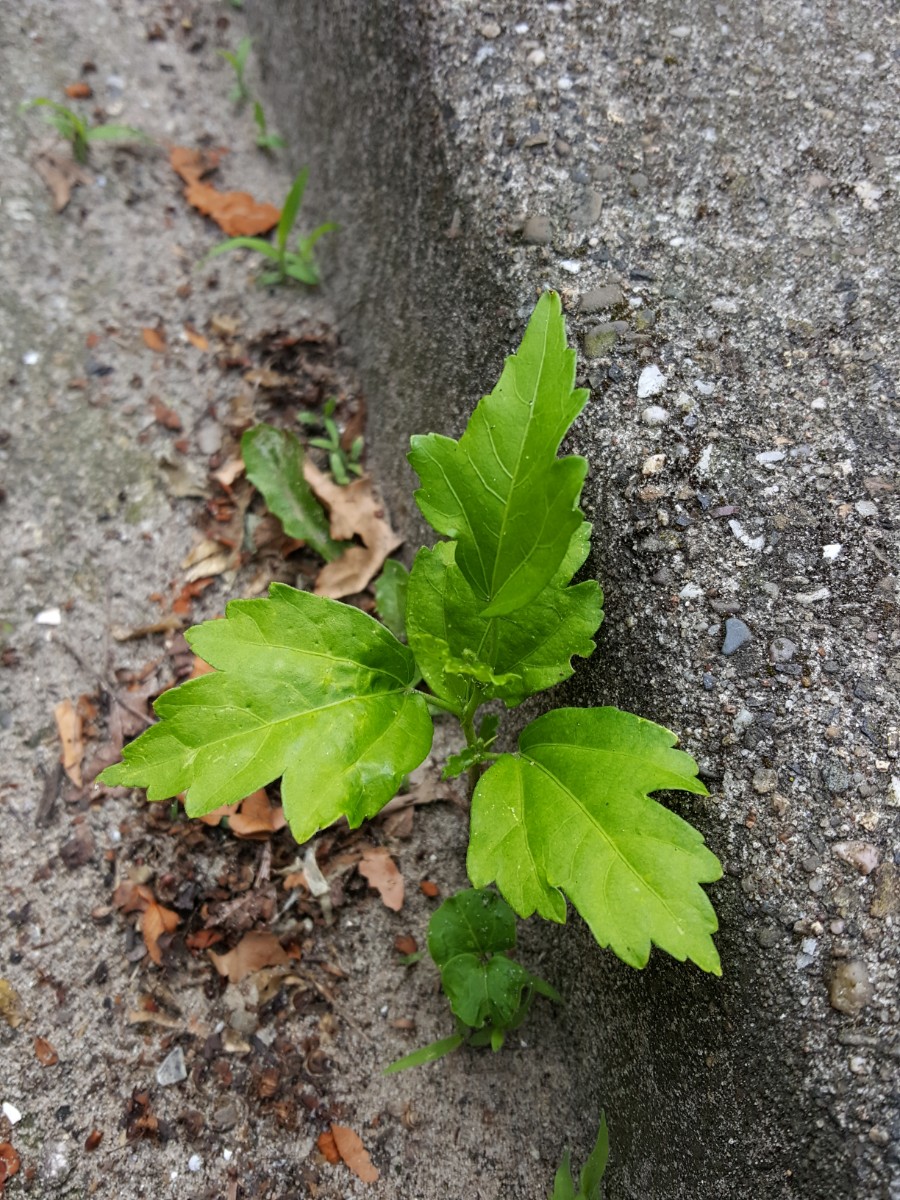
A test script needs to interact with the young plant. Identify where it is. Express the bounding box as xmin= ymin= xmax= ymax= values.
xmin=204 ymin=168 xmax=335 ymax=286
xmin=253 ymin=101 xmax=285 ymax=152
xmin=385 ymin=888 xmax=560 ymax=1073
xmin=551 ymin=1113 xmax=609 ymax=1200
xmin=298 ymin=398 xmax=364 ymax=485
xmin=101 ymin=292 xmax=722 ymax=975
xmin=21 ymin=99 xmax=146 ymax=164
xmin=218 ymin=36 xmax=253 ymax=105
